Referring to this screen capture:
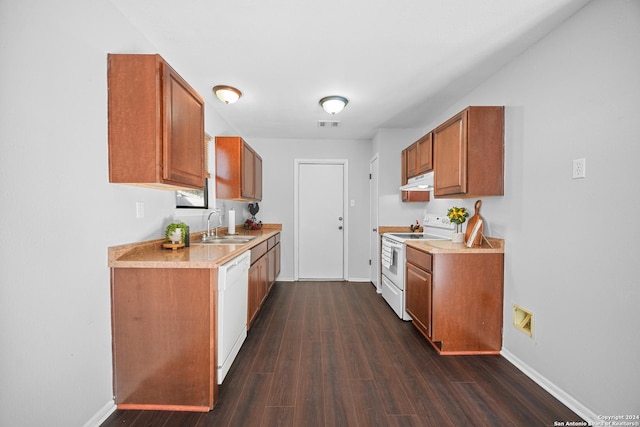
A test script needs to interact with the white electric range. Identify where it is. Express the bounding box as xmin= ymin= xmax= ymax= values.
xmin=380 ymin=214 xmax=455 ymax=320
